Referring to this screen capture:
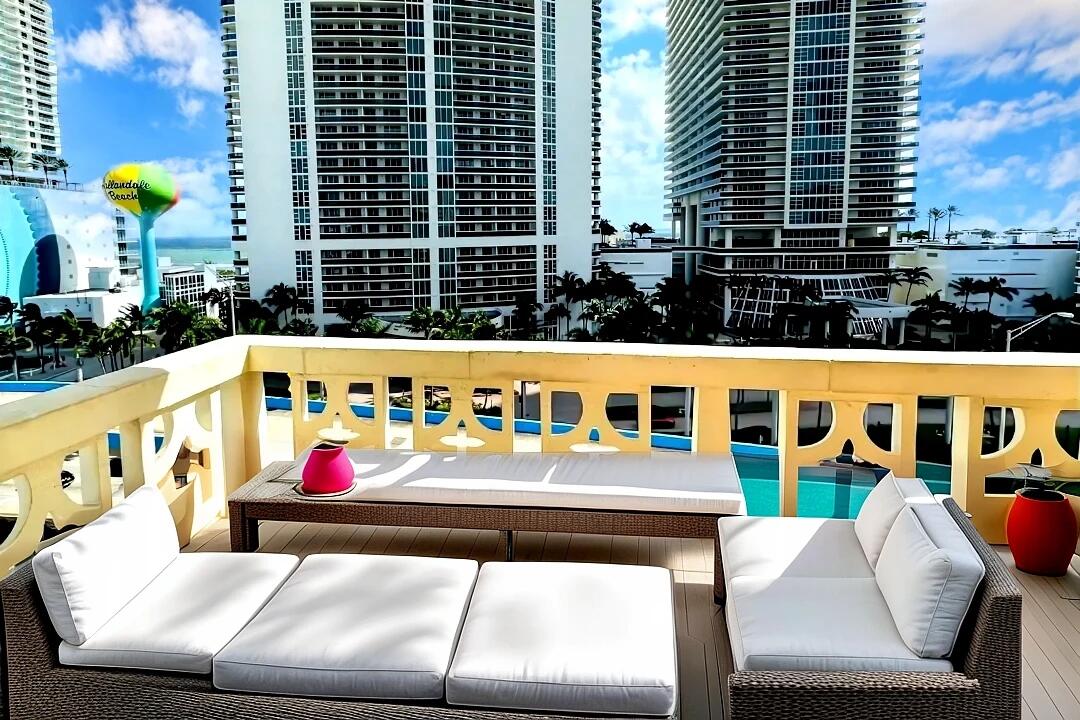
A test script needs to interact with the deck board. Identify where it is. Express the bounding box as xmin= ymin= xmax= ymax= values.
xmin=191 ymin=522 xmax=1080 ymax=720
